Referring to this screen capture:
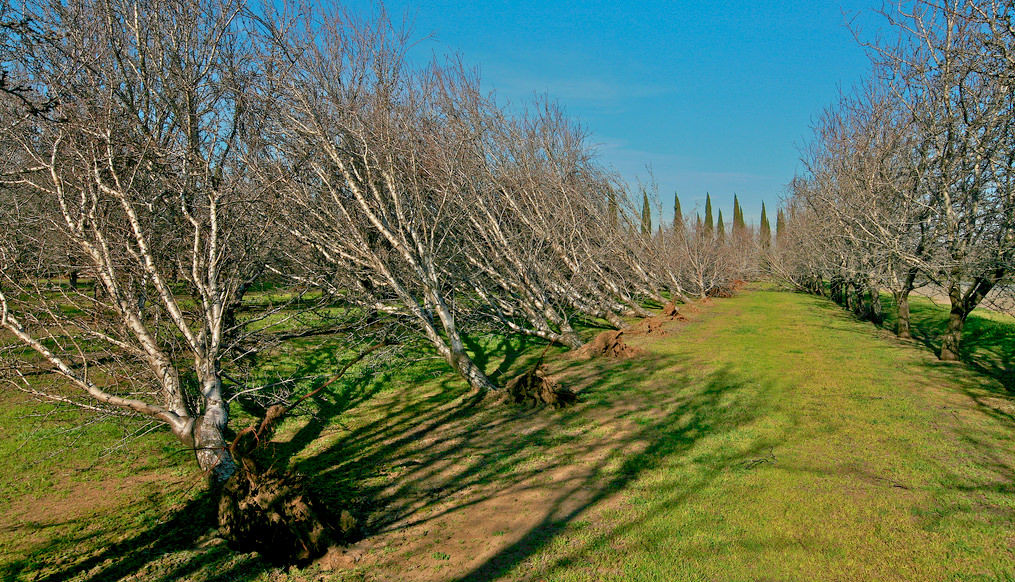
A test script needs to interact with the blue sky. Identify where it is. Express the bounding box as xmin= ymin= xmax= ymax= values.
xmin=347 ymin=1 xmax=882 ymax=225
